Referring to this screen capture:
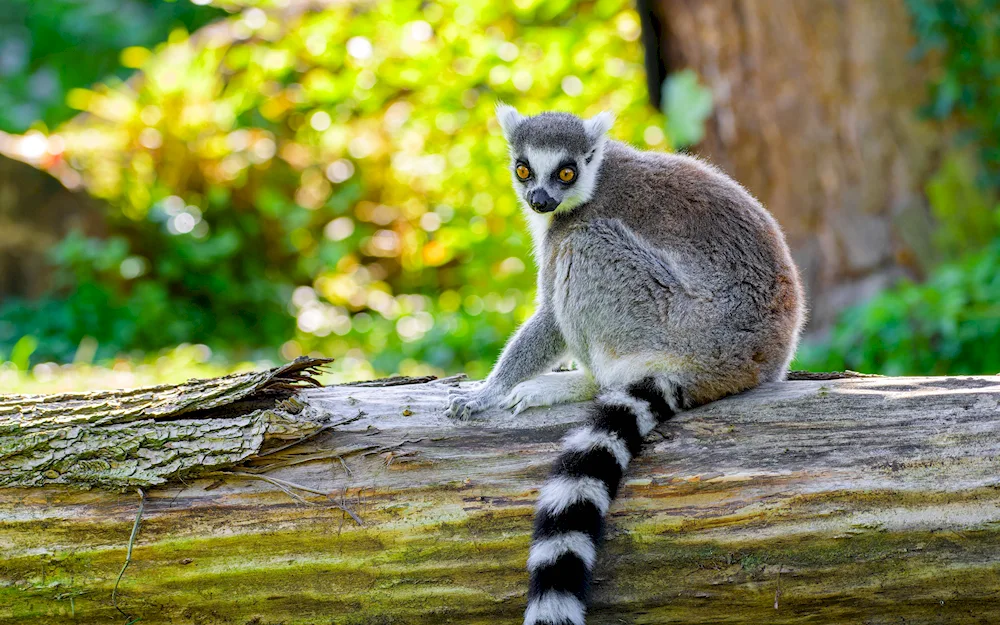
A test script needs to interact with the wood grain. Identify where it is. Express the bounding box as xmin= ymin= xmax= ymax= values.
xmin=3 ymin=372 xmax=1000 ymax=624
